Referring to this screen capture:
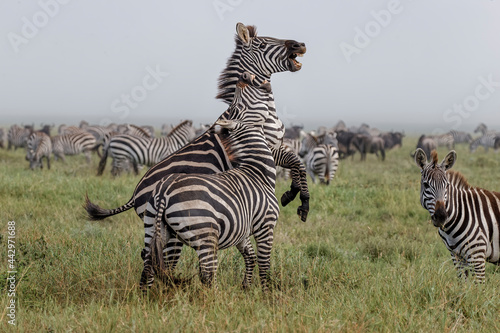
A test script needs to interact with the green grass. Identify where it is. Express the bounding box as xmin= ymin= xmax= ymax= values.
xmin=1 ymin=138 xmax=500 ymax=332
